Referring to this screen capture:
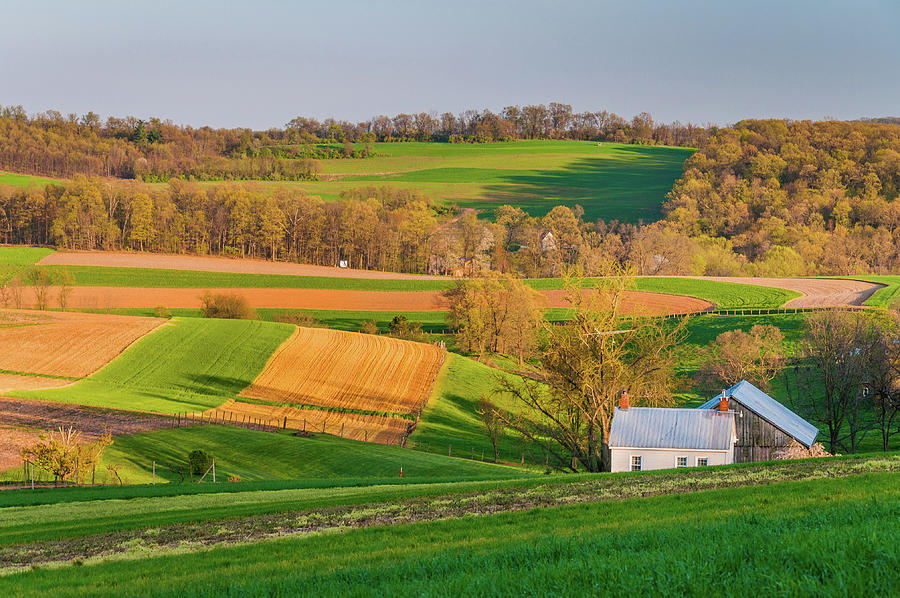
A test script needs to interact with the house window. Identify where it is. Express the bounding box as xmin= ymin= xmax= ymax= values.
xmin=631 ymin=456 xmax=642 ymax=471
xmin=697 ymin=457 xmax=709 ymax=467
xmin=676 ymin=456 xmax=688 ymax=468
